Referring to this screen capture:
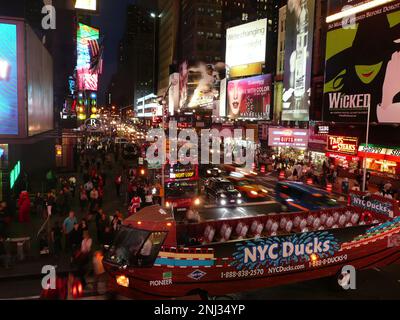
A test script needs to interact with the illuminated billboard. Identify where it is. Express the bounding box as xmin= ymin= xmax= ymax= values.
xmin=227 ymin=74 xmax=272 ymax=120
xmin=77 ymin=23 xmax=99 ymax=91
xmin=26 ymin=25 xmax=54 ymax=136
xmin=75 ymin=0 xmax=97 ymax=11
xmin=268 ymin=127 xmax=309 ymax=148
xmin=0 ymin=22 xmax=18 ymax=136
xmin=323 ymin=2 xmax=400 ymax=123
xmin=282 ymin=0 xmax=315 ymax=122
xmin=179 ymin=61 xmax=225 ymax=110
xmin=226 ymin=19 xmax=268 ymax=68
